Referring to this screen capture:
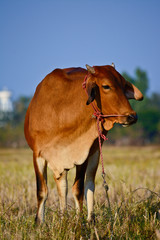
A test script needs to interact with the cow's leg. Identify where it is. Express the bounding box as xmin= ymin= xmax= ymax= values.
xmin=72 ymin=160 xmax=88 ymax=212
xmin=33 ymin=154 xmax=48 ymax=224
xmin=54 ymin=170 xmax=68 ymax=212
xmin=84 ymin=150 xmax=99 ymax=222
